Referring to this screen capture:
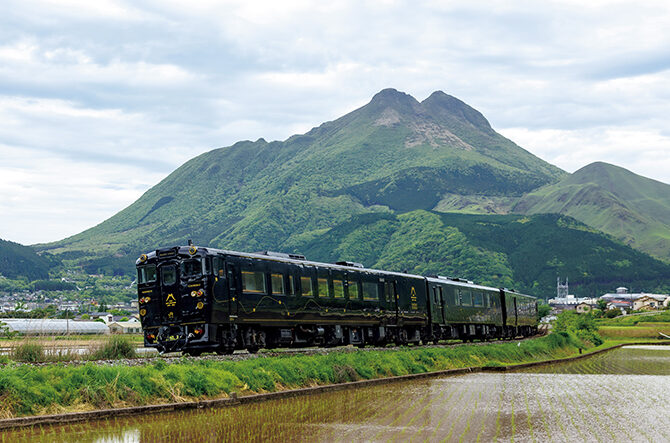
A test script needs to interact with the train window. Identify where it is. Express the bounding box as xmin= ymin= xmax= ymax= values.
xmin=484 ymin=293 xmax=491 ymax=308
xmin=162 ymin=266 xmax=176 ymax=286
xmin=271 ymin=274 xmax=284 ymax=295
xmin=473 ymin=292 xmax=484 ymax=307
xmin=348 ymin=280 xmax=359 ymax=299
xmin=333 ymin=279 xmax=344 ymax=298
xmin=288 ymin=275 xmax=295 ymax=295
xmin=461 ymin=289 xmax=472 ymax=306
xmin=301 ymin=276 xmax=313 ymax=297
xmin=447 ymin=289 xmax=458 ymax=305
xmin=202 ymin=258 xmax=211 ymax=275
xmin=362 ymin=281 xmax=378 ymax=301
xmin=212 ymin=257 xmax=224 ymax=276
xmin=317 ymin=278 xmax=330 ymax=297
xmin=242 ymin=271 xmax=266 ymax=294
xmin=181 ymin=260 xmax=202 ymax=277
xmin=384 ymin=282 xmax=395 ymax=303
xmin=138 ymin=265 xmax=156 ymax=284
